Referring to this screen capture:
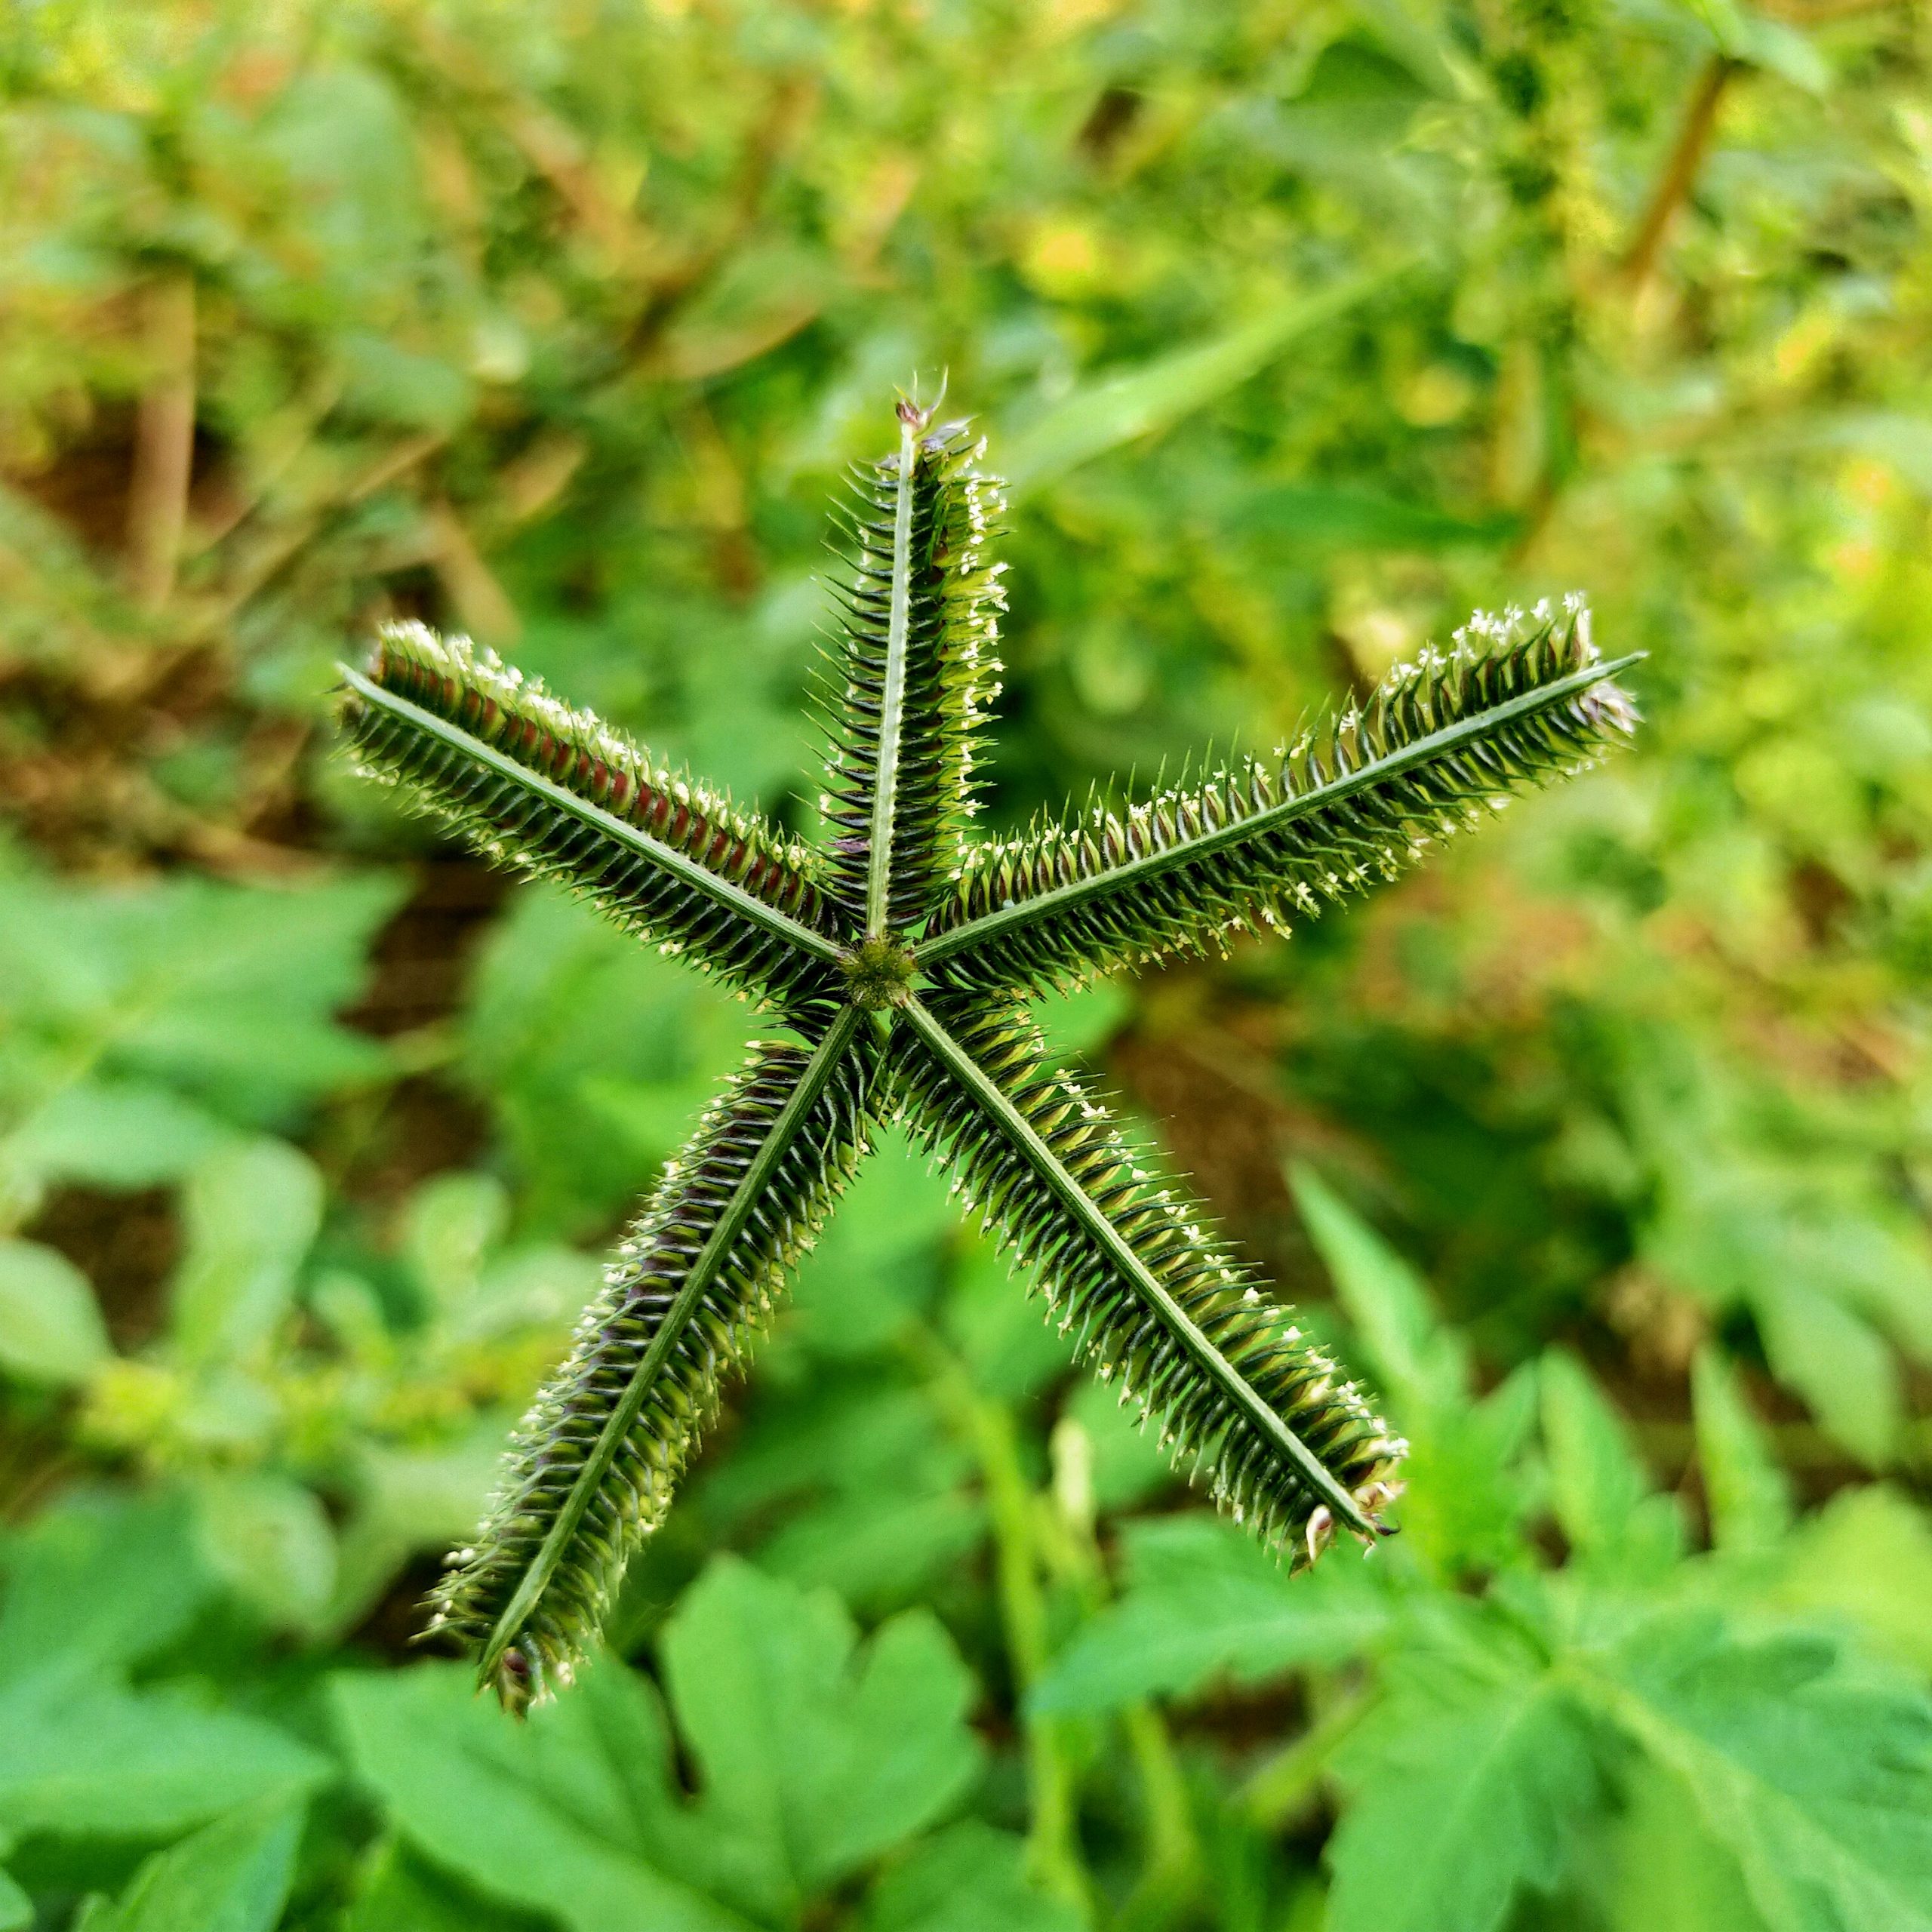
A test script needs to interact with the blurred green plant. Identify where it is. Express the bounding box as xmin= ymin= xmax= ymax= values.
xmin=2 ymin=0 xmax=1930 ymax=1925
